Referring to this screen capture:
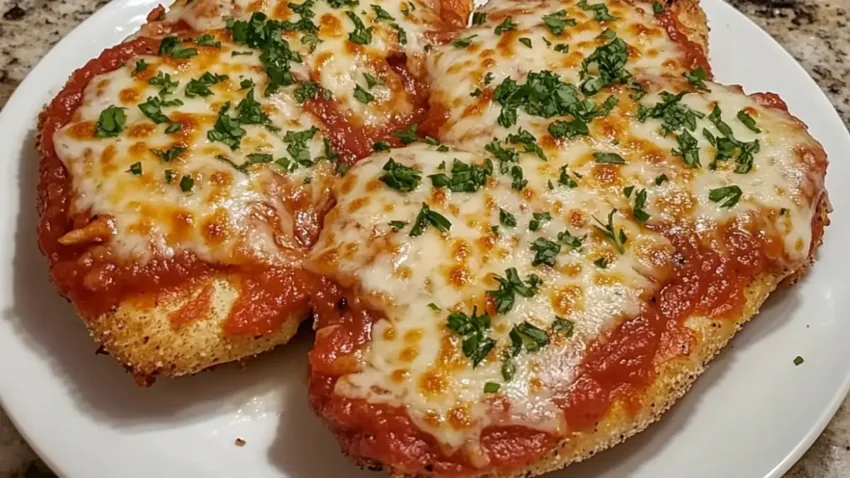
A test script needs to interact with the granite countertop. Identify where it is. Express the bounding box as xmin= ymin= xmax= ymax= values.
xmin=0 ymin=0 xmax=848 ymax=477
